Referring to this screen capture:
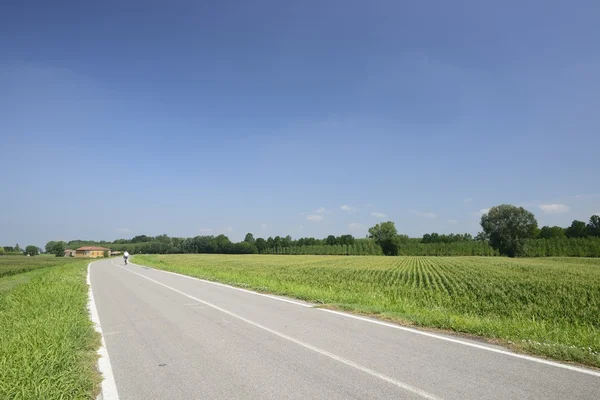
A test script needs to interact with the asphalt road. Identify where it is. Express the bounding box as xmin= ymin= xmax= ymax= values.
xmin=90 ymin=258 xmax=600 ymax=400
